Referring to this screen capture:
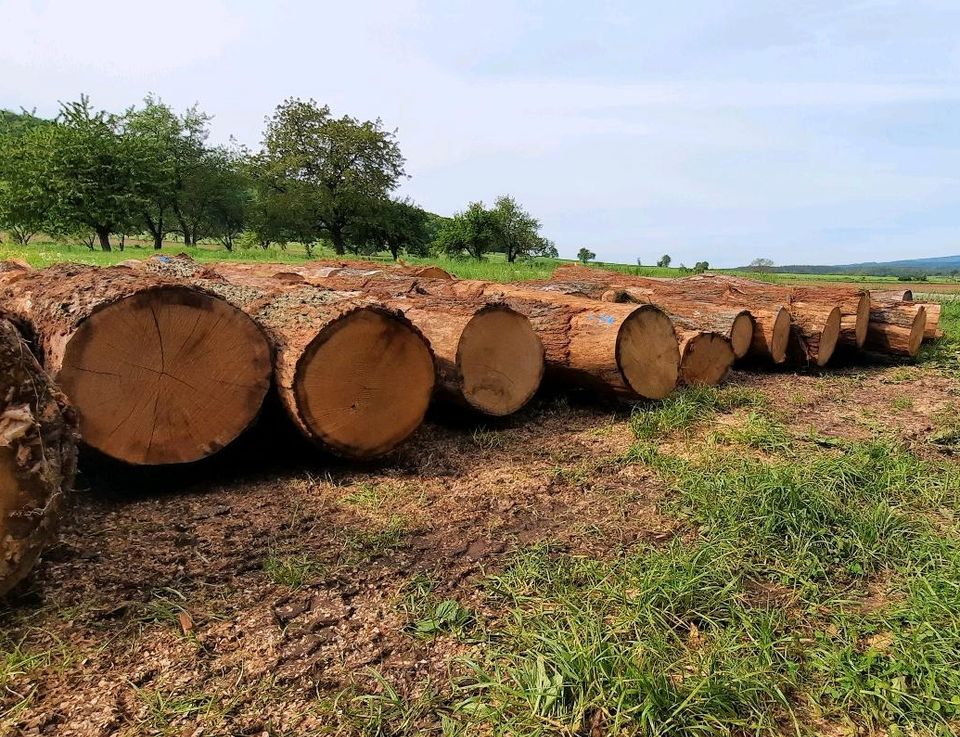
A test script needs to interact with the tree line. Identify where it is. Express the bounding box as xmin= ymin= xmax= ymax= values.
xmin=0 ymin=97 xmax=554 ymax=260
